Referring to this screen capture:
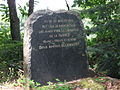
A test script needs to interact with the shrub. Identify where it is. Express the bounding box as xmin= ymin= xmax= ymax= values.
xmin=0 ymin=41 xmax=23 ymax=82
